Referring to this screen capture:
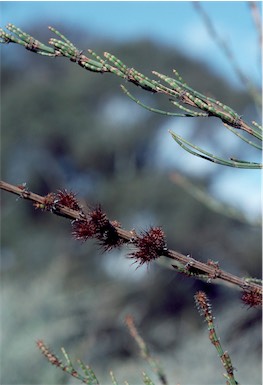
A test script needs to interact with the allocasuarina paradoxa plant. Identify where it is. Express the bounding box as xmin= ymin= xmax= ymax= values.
xmin=0 ymin=24 xmax=262 ymax=168
xmin=0 ymin=22 xmax=262 ymax=385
